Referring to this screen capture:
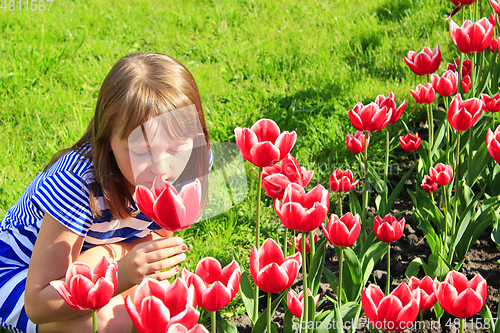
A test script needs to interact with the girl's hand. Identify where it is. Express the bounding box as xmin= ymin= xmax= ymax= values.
xmin=119 ymin=236 xmax=187 ymax=287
